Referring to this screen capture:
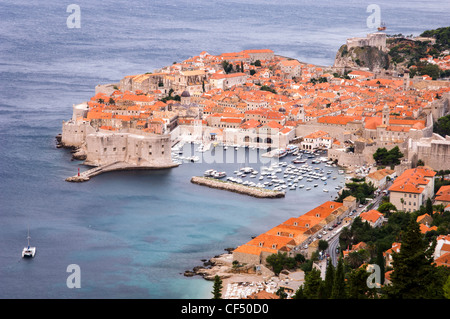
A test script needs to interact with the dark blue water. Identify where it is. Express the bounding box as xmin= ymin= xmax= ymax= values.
xmin=0 ymin=0 xmax=448 ymax=299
